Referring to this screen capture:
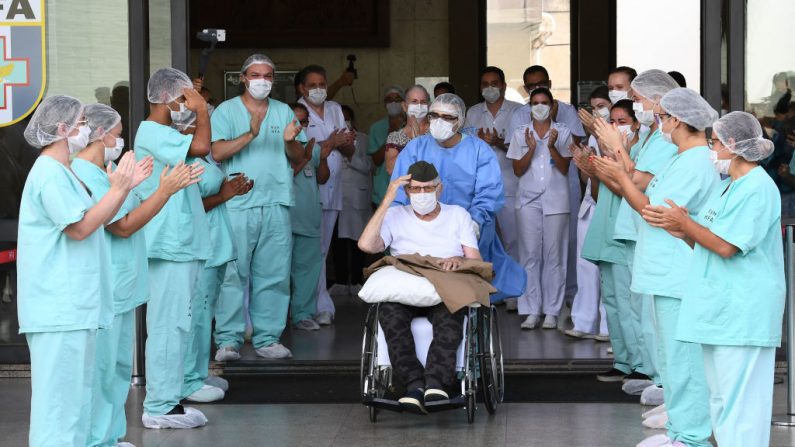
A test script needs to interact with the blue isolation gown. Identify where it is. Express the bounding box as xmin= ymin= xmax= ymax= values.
xmin=390 ymin=133 xmax=526 ymax=301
